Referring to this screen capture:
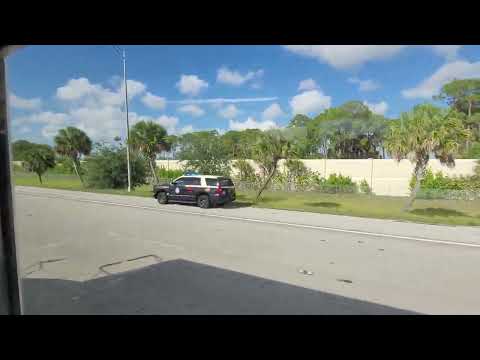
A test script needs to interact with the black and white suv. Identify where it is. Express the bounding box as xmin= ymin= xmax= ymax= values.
xmin=153 ymin=175 xmax=236 ymax=209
